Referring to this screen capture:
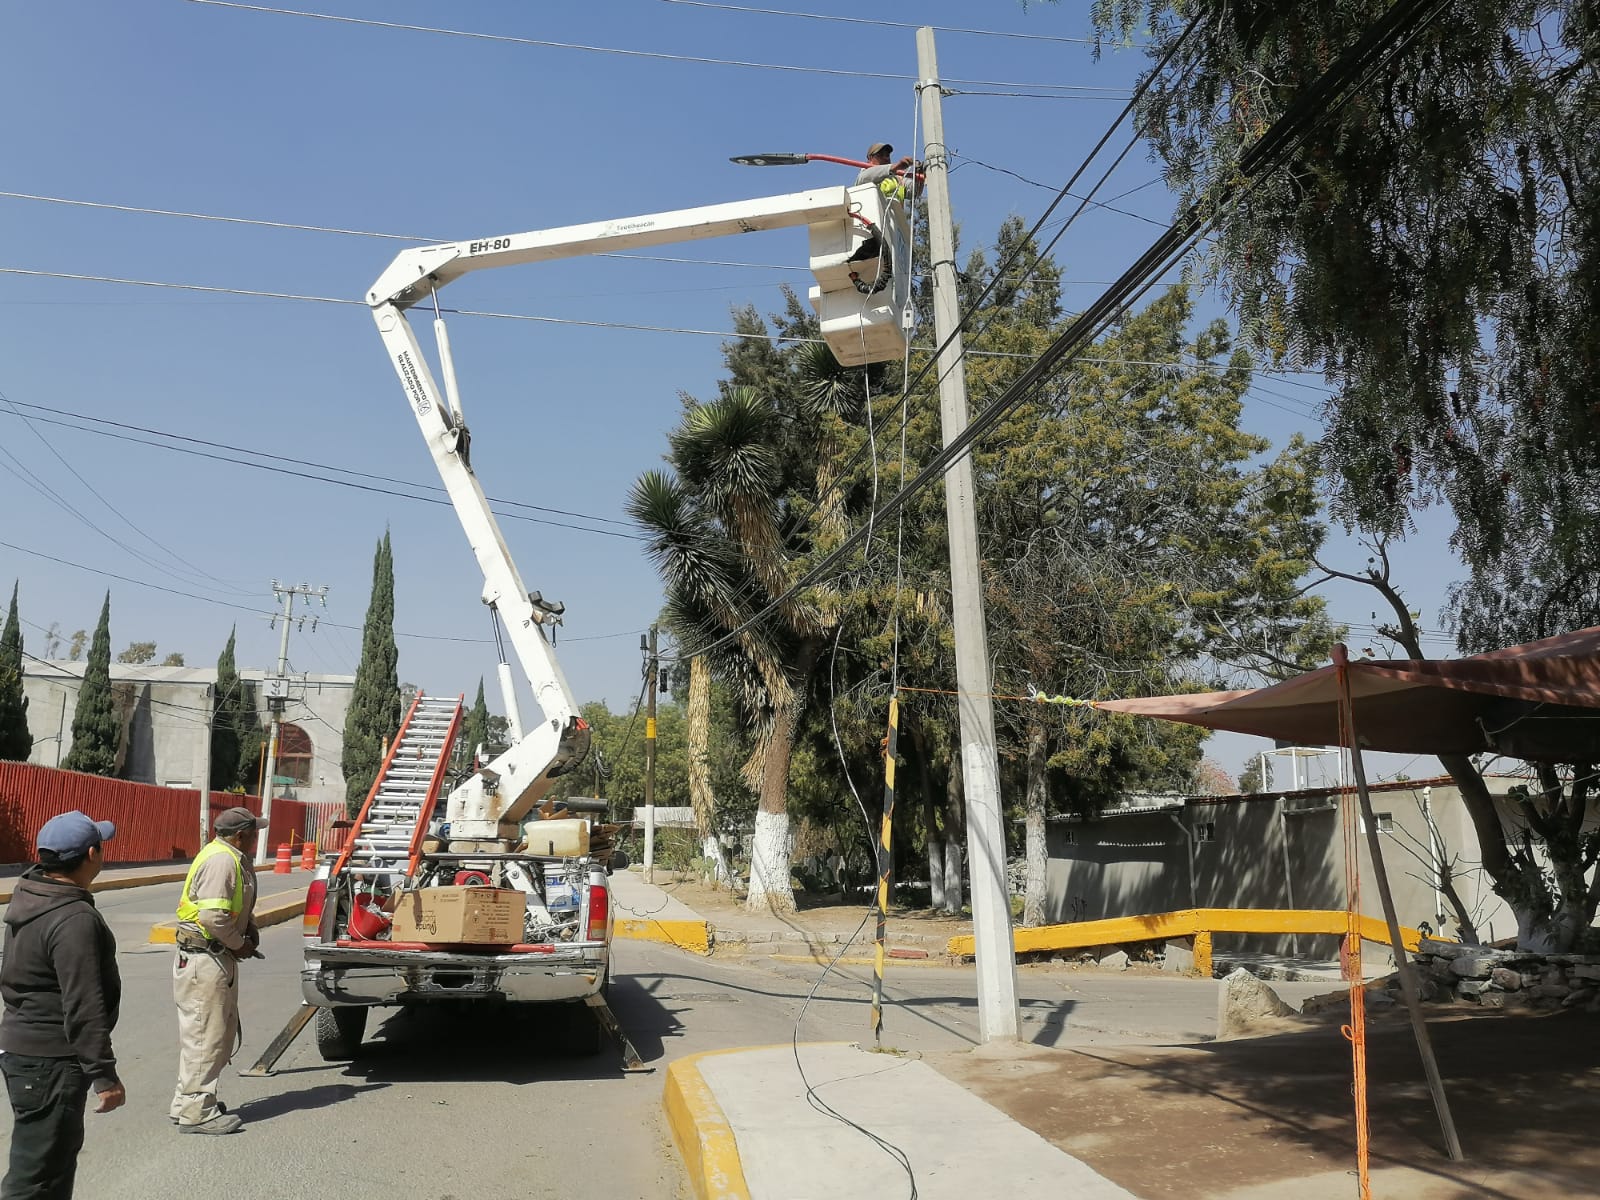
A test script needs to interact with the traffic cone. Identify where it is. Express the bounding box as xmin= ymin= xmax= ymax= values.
xmin=300 ymin=840 xmax=316 ymax=871
xmin=274 ymin=843 xmax=292 ymax=874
